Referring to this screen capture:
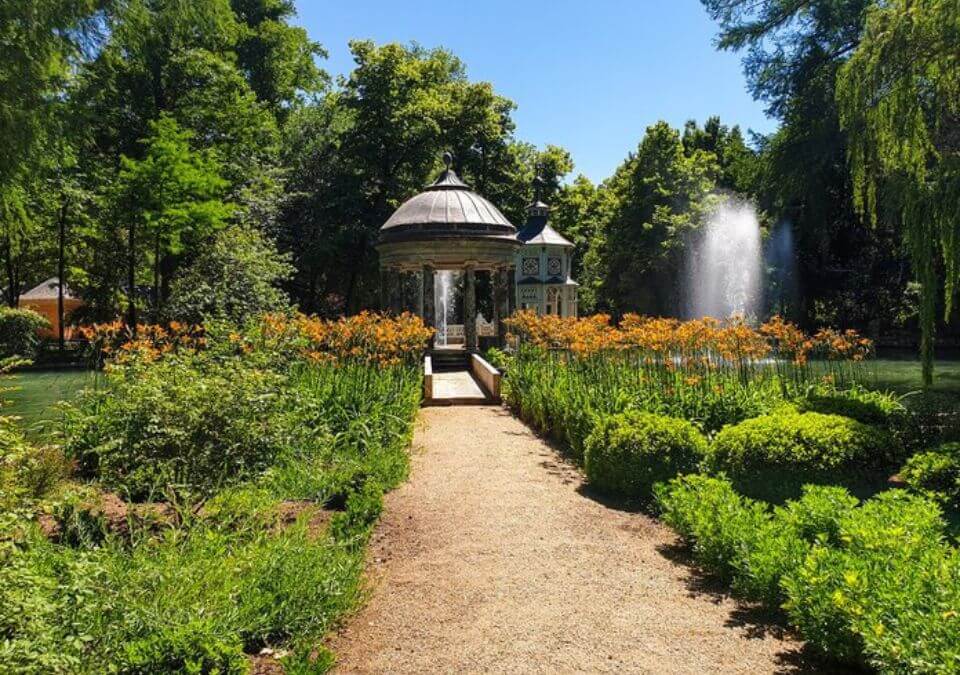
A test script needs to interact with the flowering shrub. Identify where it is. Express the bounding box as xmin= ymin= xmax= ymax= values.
xmin=81 ymin=311 xmax=434 ymax=369
xmin=656 ymin=476 xmax=960 ymax=671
